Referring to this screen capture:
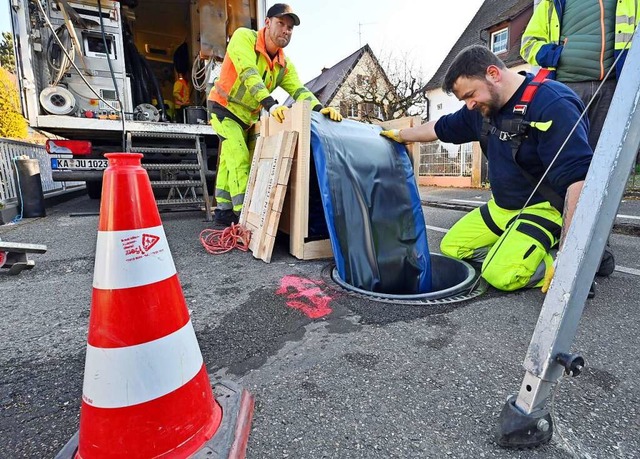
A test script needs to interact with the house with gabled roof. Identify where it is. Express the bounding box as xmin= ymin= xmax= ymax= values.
xmin=286 ymin=44 xmax=398 ymax=121
xmin=419 ymin=0 xmax=534 ymax=188
xmin=426 ymin=0 xmax=534 ymax=122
